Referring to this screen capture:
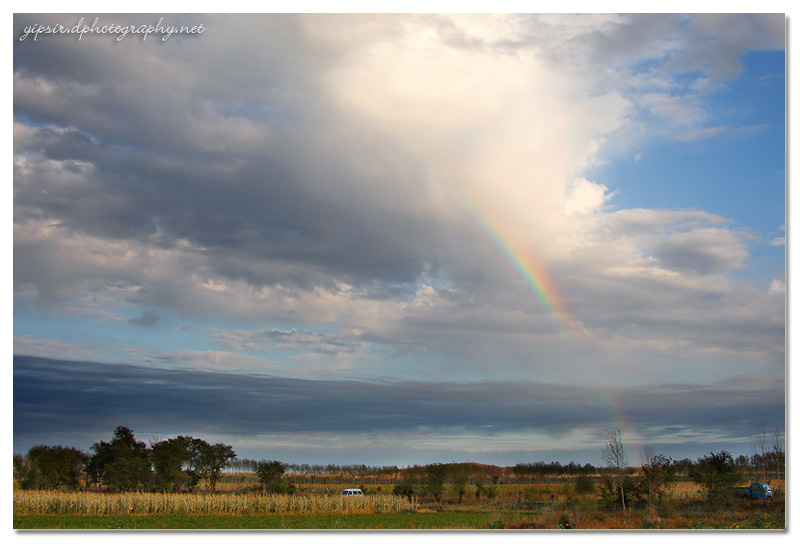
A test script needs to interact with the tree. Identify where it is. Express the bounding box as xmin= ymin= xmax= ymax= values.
xmin=87 ymin=426 xmax=150 ymax=491
xmin=692 ymin=450 xmax=739 ymax=503
xmin=255 ymin=460 xmax=288 ymax=494
xmin=771 ymin=427 xmax=785 ymax=484
xmin=150 ymin=437 xmax=195 ymax=492
xmin=449 ymin=465 xmax=469 ymax=504
xmin=753 ymin=429 xmax=769 ymax=481
xmin=473 ymin=477 xmax=486 ymax=502
xmin=197 ymin=441 xmax=236 ymax=493
xmin=393 ymin=468 xmax=419 ymax=503
xmin=13 ymin=454 xmax=26 ymax=485
xmin=673 ymin=458 xmax=694 ymax=478
xmin=639 ymin=445 xmax=675 ymax=513
xmin=104 ymin=455 xmax=151 ymax=492
xmin=147 ymin=435 xmax=237 ymax=493
xmin=182 ymin=436 xmax=210 ymax=491
xmin=602 ymin=430 xmax=628 ymax=512
xmin=513 ymin=463 xmax=535 ymax=483
xmin=19 ymin=445 xmax=88 ymax=490
xmin=734 ymin=454 xmax=751 ymax=469
xmin=423 ymin=463 xmax=448 ymax=503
